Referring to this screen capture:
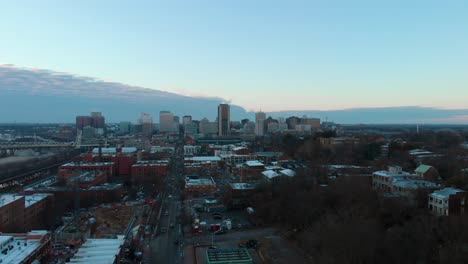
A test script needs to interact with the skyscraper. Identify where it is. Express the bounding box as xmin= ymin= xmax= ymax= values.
xmin=218 ymin=104 xmax=230 ymax=136
xmin=183 ymin=115 xmax=192 ymax=125
xmin=159 ymin=111 xmax=175 ymax=132
xmin=138 ymin=112 xmax=153 ymax=136
xmin=255 ymin=111 xmax=266 ymax=136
